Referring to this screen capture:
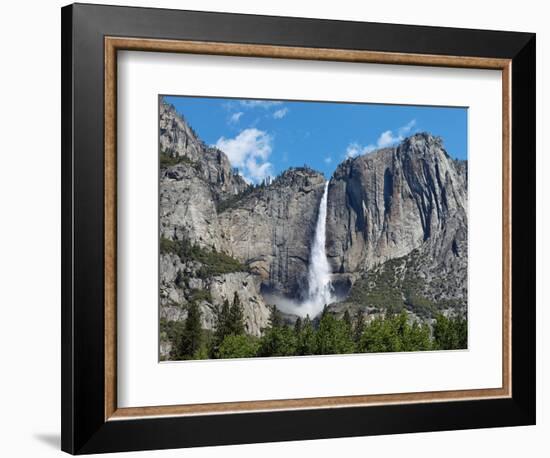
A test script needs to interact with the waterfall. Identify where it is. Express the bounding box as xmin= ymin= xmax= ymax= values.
xmin=301 ymin=181 xmax=334 ymax=317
